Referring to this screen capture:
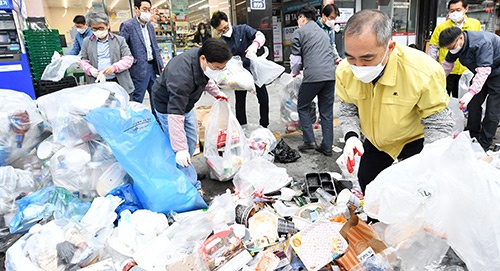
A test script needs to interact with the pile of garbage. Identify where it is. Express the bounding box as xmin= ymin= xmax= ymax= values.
xmin=1 ymin=83 xmax=500 ymax=271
